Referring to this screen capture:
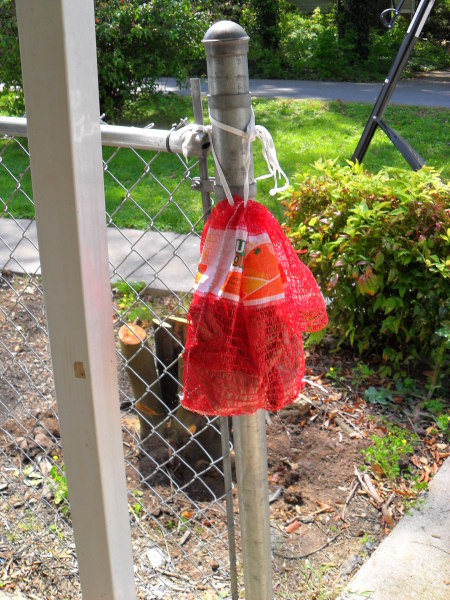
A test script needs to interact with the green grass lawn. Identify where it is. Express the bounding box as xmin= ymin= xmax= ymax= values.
xmin=1 ymin=94 xmax=448 ymax=233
